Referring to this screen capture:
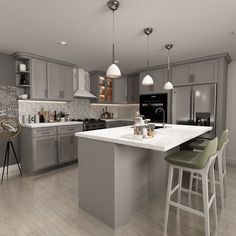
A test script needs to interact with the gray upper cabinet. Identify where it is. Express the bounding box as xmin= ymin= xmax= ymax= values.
xmin=171 ymin=64 xmax=192 ymax=86
xmin=113 ymin=77 xmax=127 ymax=103
xmin=47 ymin=62 xmax=61 ymax=100
xmin=127 ymin=74 xmax=139 ymax=103
xmin=191 ymin=60 xmax=218 ymax=84
xmin=61 ymin=65 xmax=73 ymax=101
xmin=171 ymin=59 xmax=218 ymax=86
xmin=139 ymin=68 xmax=167 ymax=94
xmin=31 ymin=58 xmax=47 ymax=99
